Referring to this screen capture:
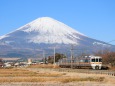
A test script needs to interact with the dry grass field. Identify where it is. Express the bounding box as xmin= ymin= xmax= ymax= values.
xmin=0 ymin=64 xmax=114 ymax=86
